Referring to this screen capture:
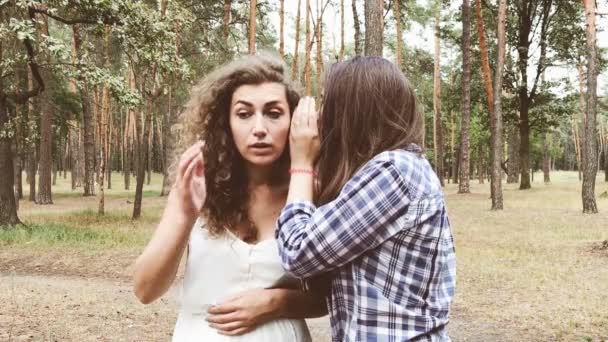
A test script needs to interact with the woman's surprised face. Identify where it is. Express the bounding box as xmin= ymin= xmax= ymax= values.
xmin=230 ymin=82 xmax=291 ymax=167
